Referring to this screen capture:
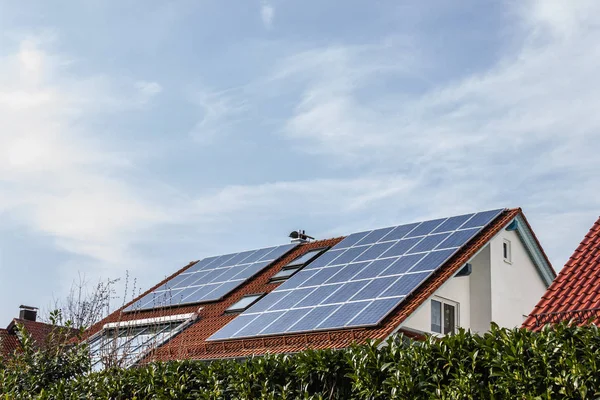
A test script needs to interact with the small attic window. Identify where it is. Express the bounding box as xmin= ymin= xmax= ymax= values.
xmin=503 ymin=239 xmax=512 ymax=263
xmin=285 ymin=248 xmax=328 ymax=268
xmin=269 ymin=247 xmax=328 ymax=282
xmin=225 ymin=294 xmax=264 ymax=313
